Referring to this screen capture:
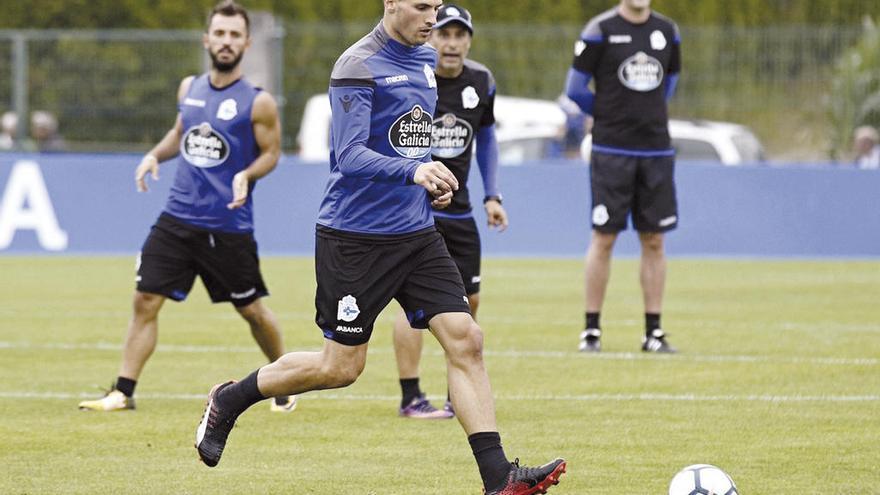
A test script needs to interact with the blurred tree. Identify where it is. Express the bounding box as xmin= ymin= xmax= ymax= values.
xmin=828 ymin=18 xmax=880 ymax=160
xmin=1 ymin=0 xmax=879 ymax=28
